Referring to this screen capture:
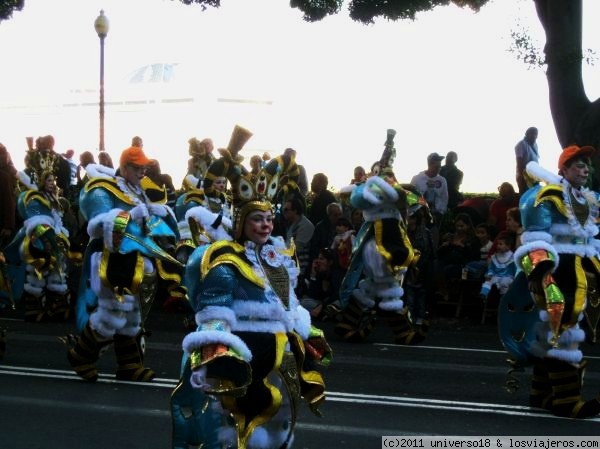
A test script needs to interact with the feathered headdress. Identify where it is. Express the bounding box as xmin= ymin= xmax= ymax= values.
xmin=203 ymin=125 xmax=299 ymax=240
